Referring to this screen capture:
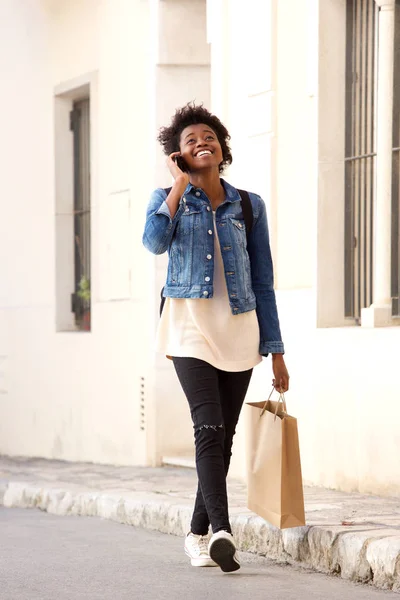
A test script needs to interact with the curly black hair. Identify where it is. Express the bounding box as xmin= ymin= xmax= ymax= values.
xmin=157 ymin=103 xmax=232 ymax=173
